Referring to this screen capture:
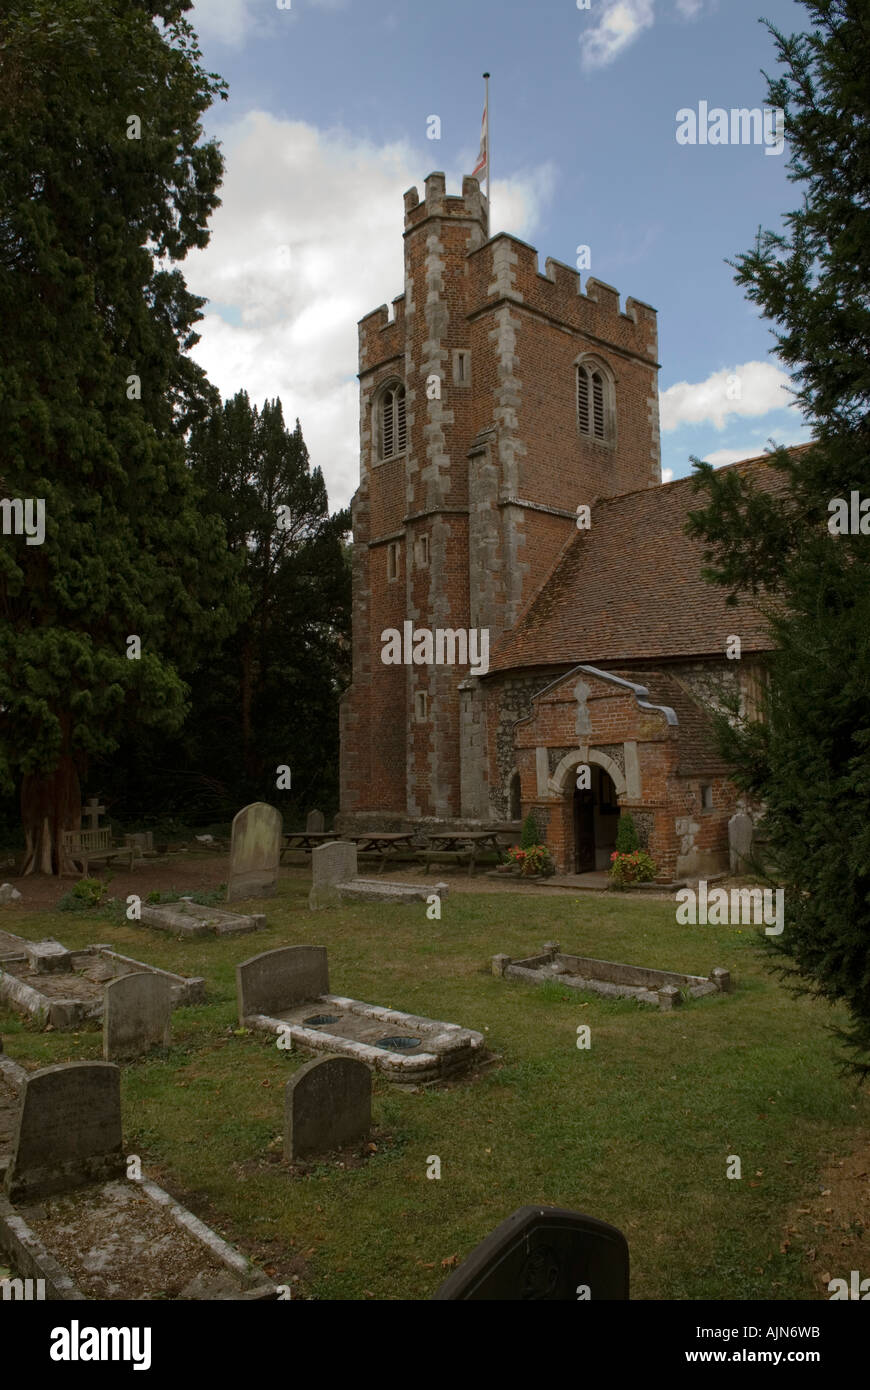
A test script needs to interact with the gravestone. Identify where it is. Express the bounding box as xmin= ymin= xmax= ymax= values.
xmin=4 ymin=1061 xmax=125 ymax=1203
xmin=306 ymin=809 xmax=325 ymax=833
xmin=284 ymin=1055 xmax=371 ymax=1160
xmin=102 ymin=971 xmax=171 ymax=1061
xmin=728 ymin=812 xmax=754 ymax=875
xmin=433 ymin=1205 xmax=629 ymax=1301
xmin=237 ymin=945 xmax=329 ymax=1023
xmin=124 ymin=831 xmax=154 ymax=854
xmin=226 ymin=802 xmax=282 ymax=903
xmin=308 ymin=840 xmax=358 ymax=910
